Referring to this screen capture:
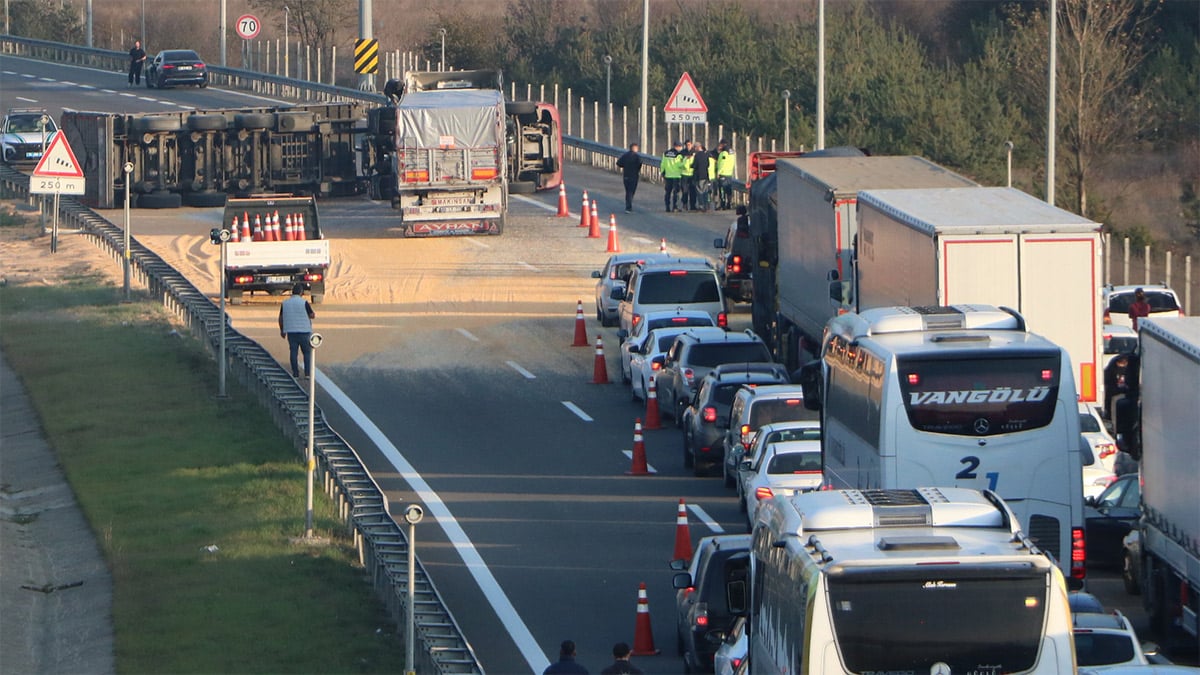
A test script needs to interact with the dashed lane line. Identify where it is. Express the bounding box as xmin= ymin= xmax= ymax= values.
xmin=689 ymin=503 xmax=724 ymax=534
xmin=456 ymin=328 xmax=480 ymax=342
xmin=561 ymin=401 xmax=593 ymax=422
xmin=506 ymin=361 xmax=536 ymax=379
